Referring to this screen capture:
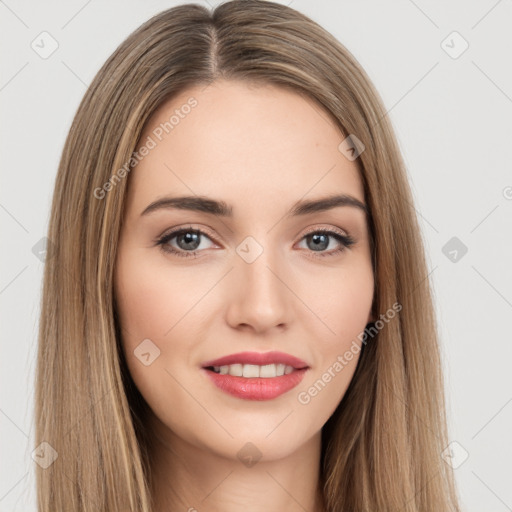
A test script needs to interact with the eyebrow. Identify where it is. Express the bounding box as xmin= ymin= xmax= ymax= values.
xmin=140 ymin=193 xmax=368 ymax=218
